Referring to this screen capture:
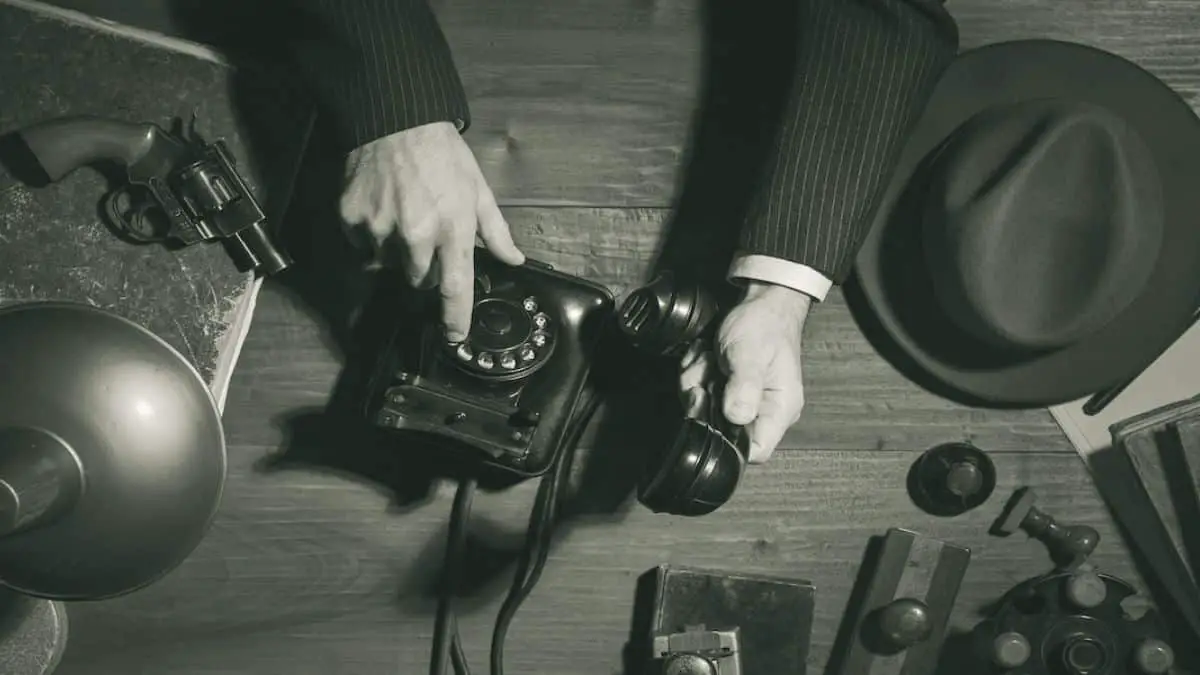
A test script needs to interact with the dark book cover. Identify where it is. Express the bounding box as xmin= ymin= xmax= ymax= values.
xmin=0 ymin=1 xmax=314 ymax=407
